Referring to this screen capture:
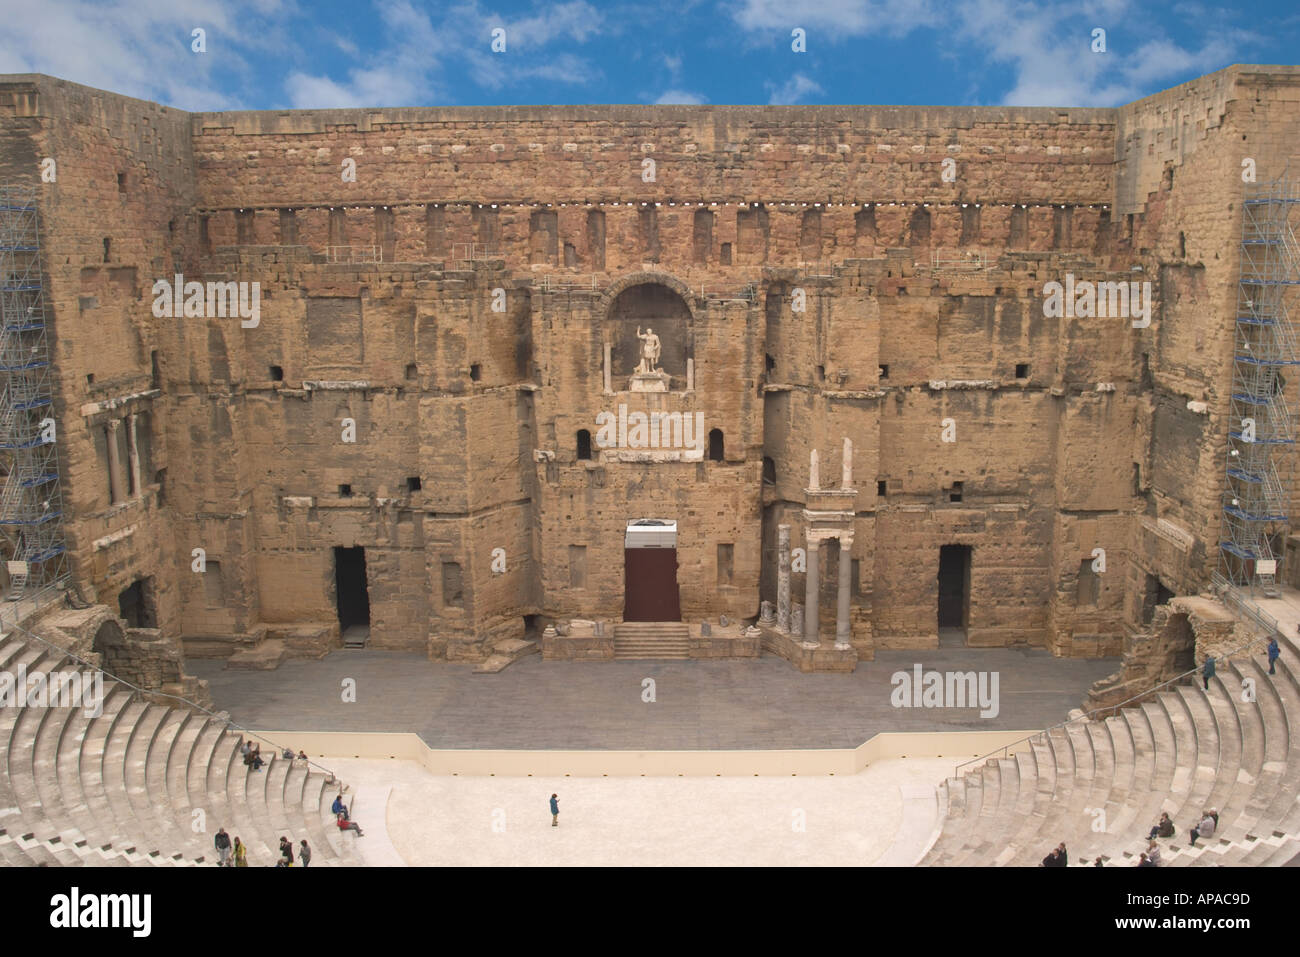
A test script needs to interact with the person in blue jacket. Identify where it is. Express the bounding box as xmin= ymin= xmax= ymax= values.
xmin=1267 ymin=636 xmax=1281 ymax=676
xmin=550 ymin=793 xmax=559 ymax=827
xmin=1202 ymin=654 xmax=1216 ymax=691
